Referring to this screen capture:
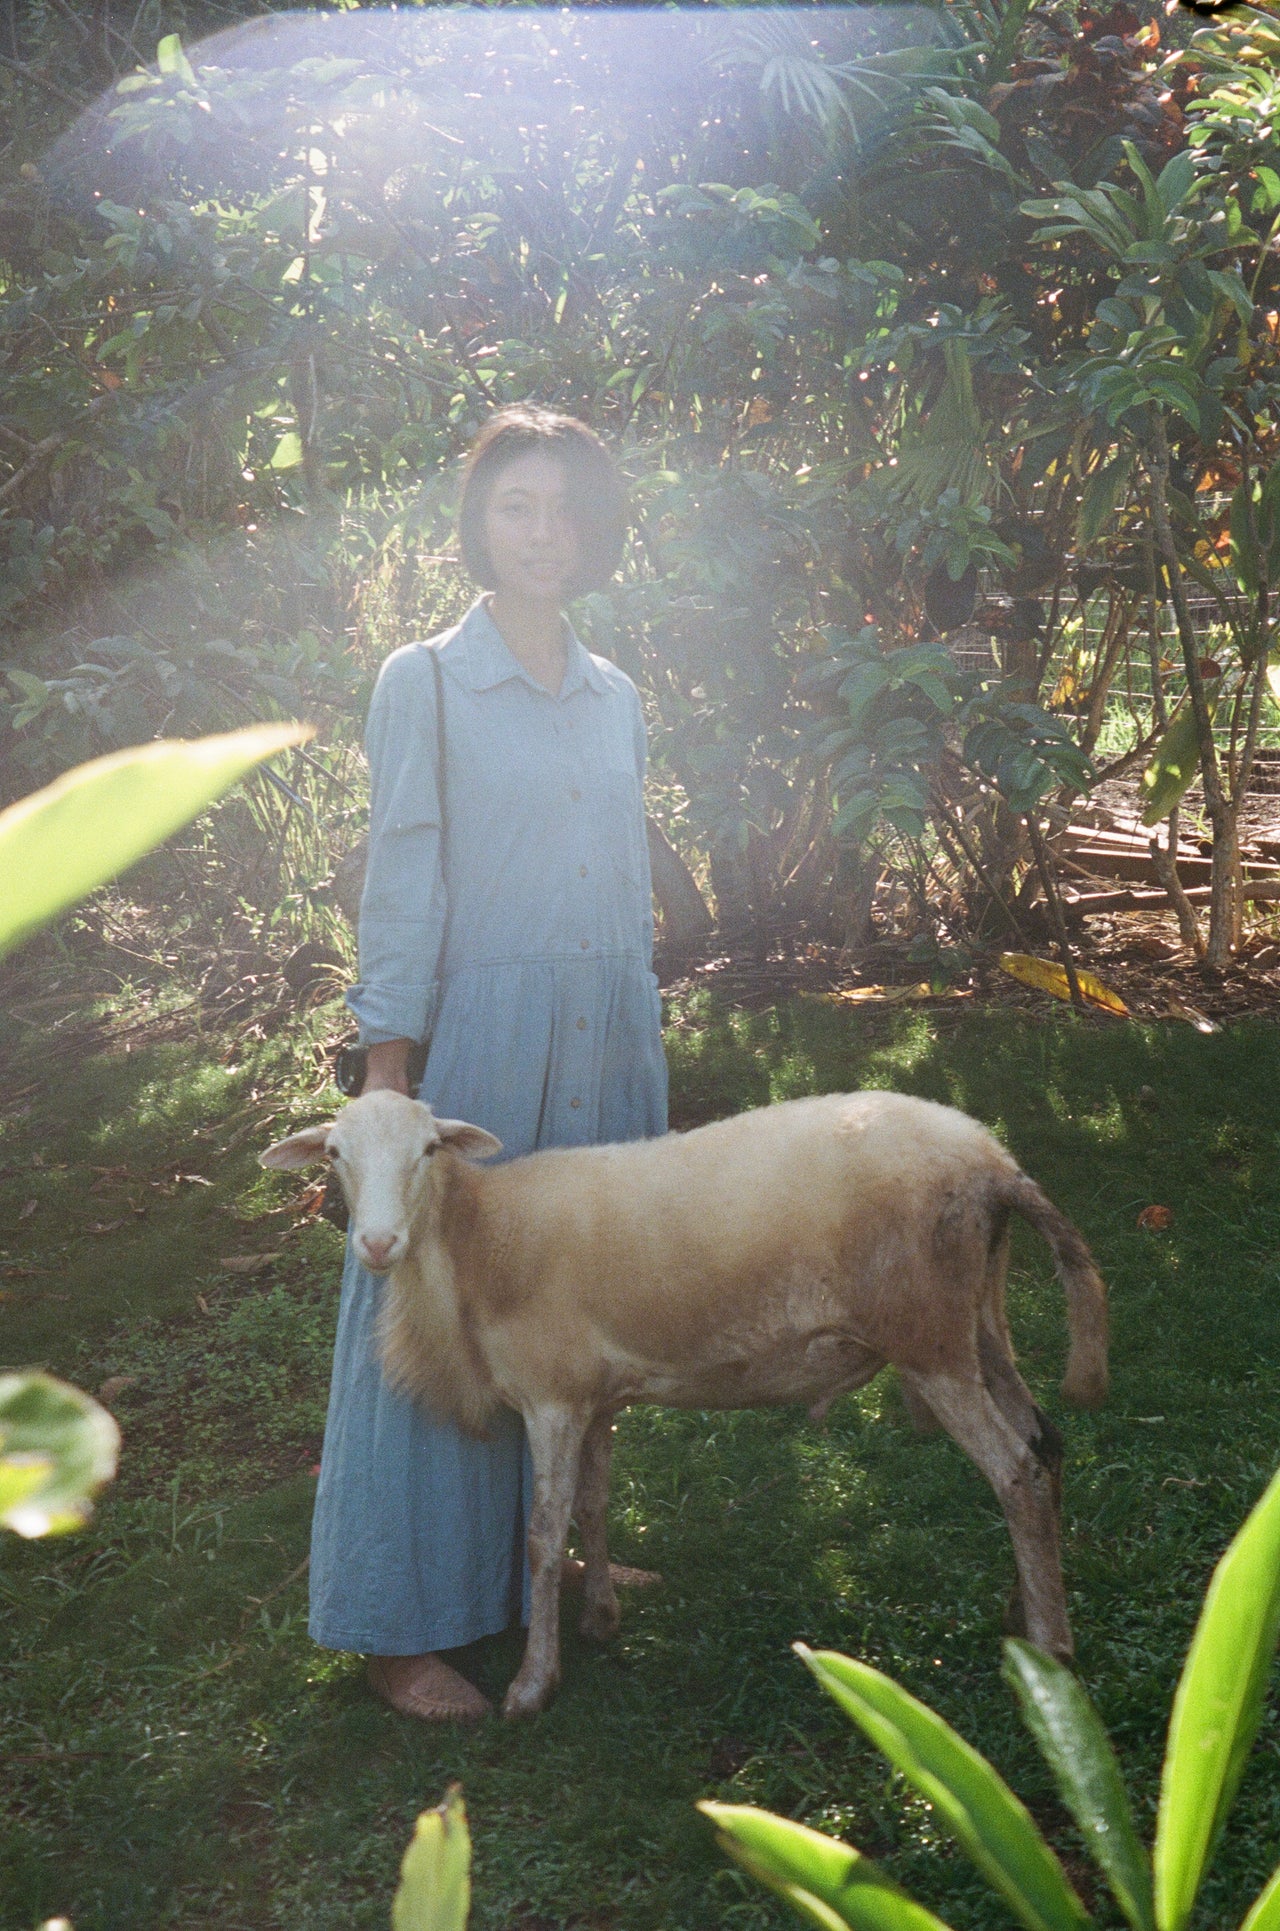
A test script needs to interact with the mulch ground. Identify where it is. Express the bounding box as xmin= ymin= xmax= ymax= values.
xmin=665 ymin=917 xmax=1279 ymax=1029
xmin=5 ymin=783 xmax=1280 ymax=1082
xmin=661 ymin=775 xmax=1280 ymax=1030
